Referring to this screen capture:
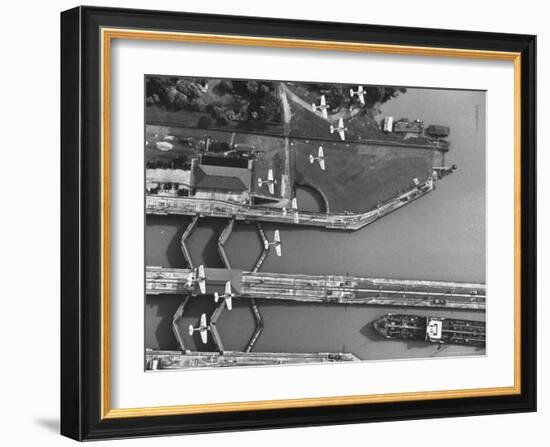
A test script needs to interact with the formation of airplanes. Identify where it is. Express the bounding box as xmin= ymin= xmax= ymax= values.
xmin=309 ymin=146 xmax=326 ymax=170
xmin=311 ymin=94 xmax=329 ymax=119
xmin=214 ymin=281 xmax=235 ymax=311
xmin=330 ymin=117 xmax=347 ymax=141
xmin=188 ymin=313 xmax=210 ymax=344
xmin=350 ymin=85 xmax=366 ymax=104
xmin=257 ymin=168 xmax=277 ymax=195
xmin=282 ymin=197 xmax=299 ymax=223
xmin=264 ymin=229 xmax=282 ymax=257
